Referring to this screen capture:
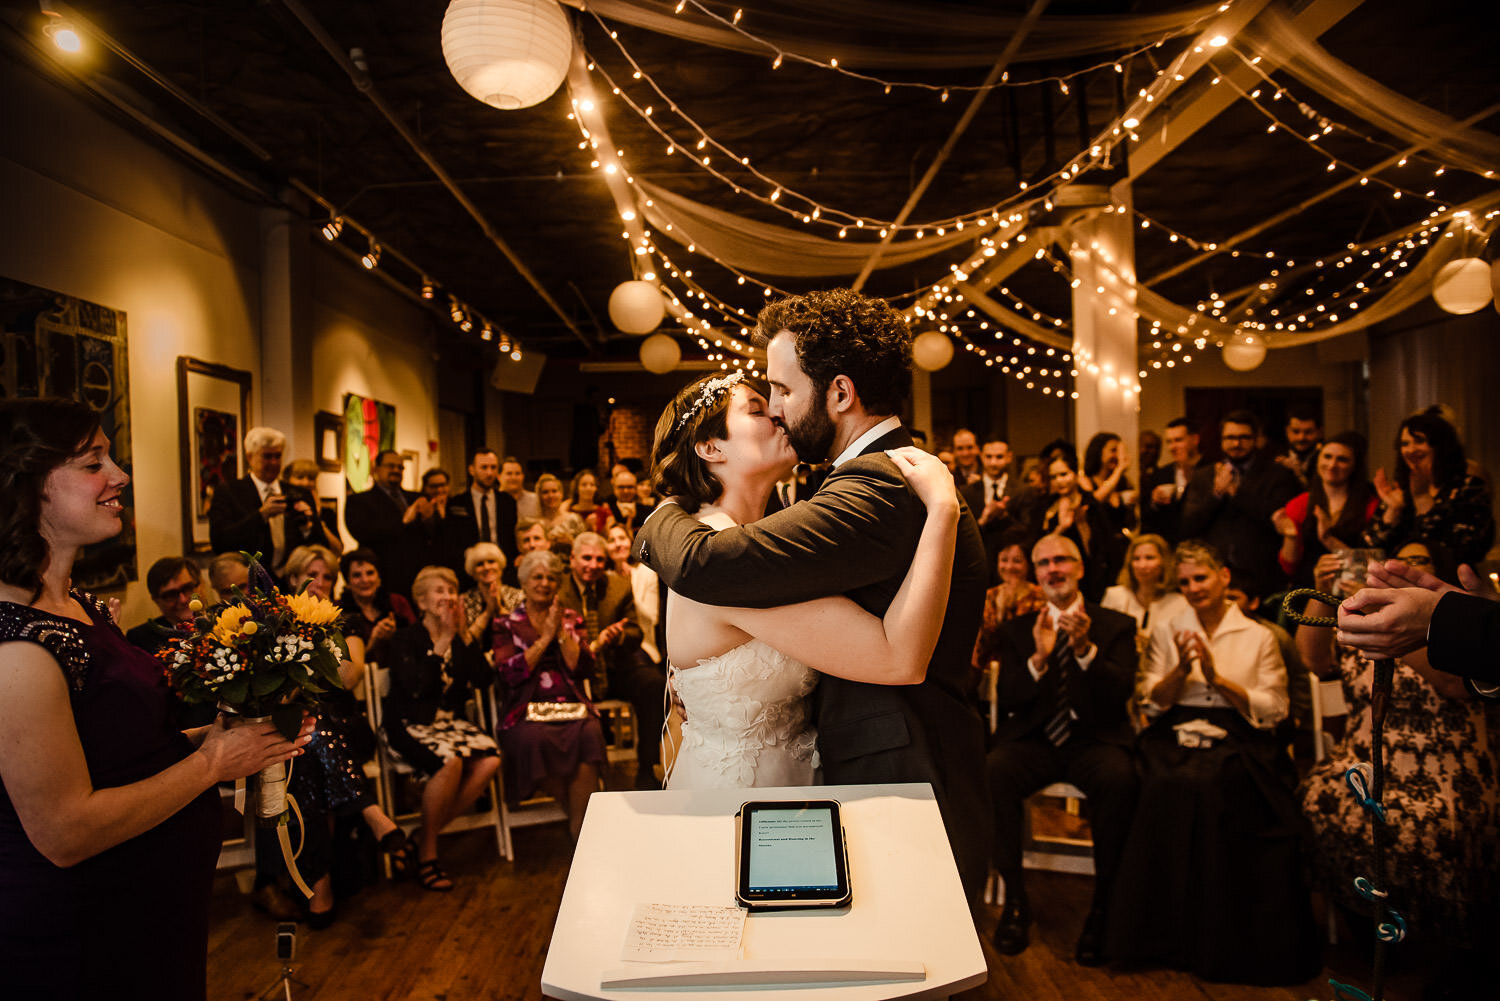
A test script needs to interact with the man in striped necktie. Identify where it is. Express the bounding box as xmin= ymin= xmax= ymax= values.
xmin=986 ymin=533 xmax=1139 ymax=967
